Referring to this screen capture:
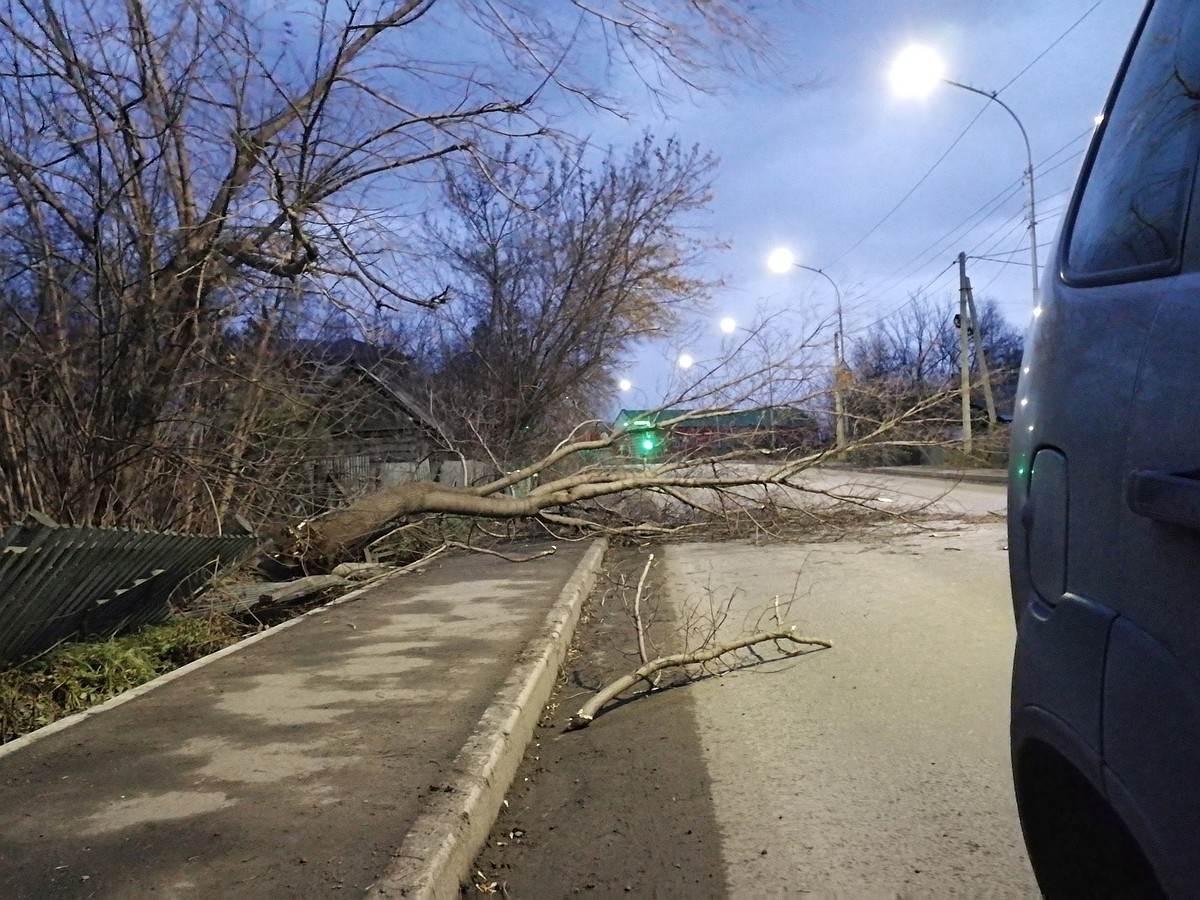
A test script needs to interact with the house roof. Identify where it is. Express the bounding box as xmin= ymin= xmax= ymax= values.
xmin=613 ymin=409 xmax=692 ymax=429
xmin=283 ymin=338 xmax=452 ymax=443
xmin=349 ymin=363 xmax=451 ymax=444
xmin=614 ymin=406 xmax=814 ymax=431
